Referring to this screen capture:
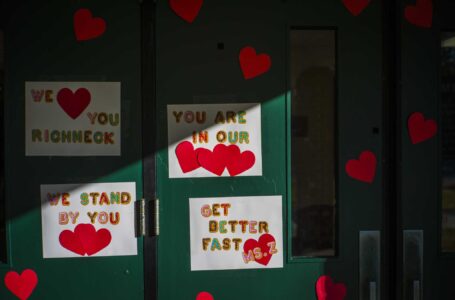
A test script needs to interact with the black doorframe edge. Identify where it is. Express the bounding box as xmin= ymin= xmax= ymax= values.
xmin=141 ymin=1 xmax=157 ymax=299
